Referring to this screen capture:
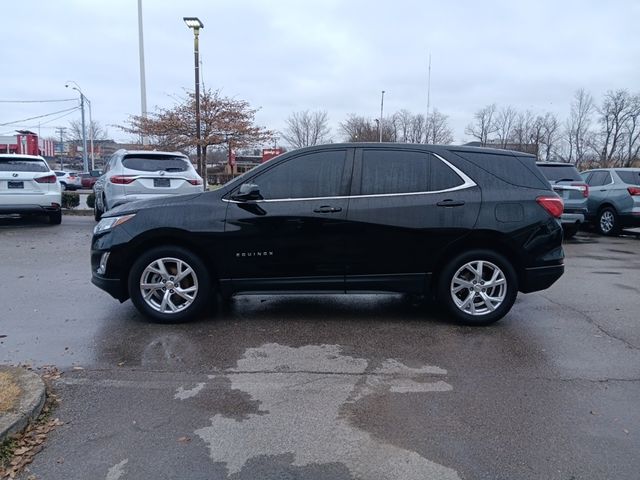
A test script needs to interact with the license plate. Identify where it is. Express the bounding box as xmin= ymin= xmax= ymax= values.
xmin=8 ymin=181 xmax=24 ymax=189
xmin=154 ymin=178 xmax=170 ymax=187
